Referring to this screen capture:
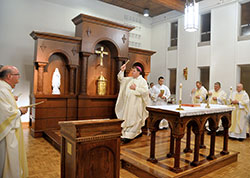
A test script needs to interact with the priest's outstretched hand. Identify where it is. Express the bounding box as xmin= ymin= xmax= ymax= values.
xmin=19 ymin=107 xmax=28 ymax=115
xmin=121 ymin=64 xmax=126 ymax=71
